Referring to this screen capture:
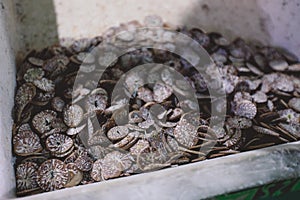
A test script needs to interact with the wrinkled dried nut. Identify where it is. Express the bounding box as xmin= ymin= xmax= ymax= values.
xmin=153 ymin=82 xmax=173 ymax=103
xmin=16 ymin=162 xmax=39 ymax=194
xmin=23 ymin=68 xmax=45 ymax=83
xmin=91 ymin=159 xmax=103 ymax=182
xmin=63 ymin=104 xmax=84 ymax=127
xmin=37 ymin=159 xmax=69 ymax=191
xmin=288 ymin=98 xmax=300 ymax=112
xmin=174 ymin=119 xmax=198 ymax=148
xmin=13 ymin=130 xmax=43 ymax=156
xmin=65 ymin=163 xmax=83 ymax=187
xmin=74 ymin=154 xmax=93 ymax=172
xmin=46 ymin=134 xmax=73 ymax=154
xmin=107 ymin=126 xmax=129 ymax=141
xmin=51 ymin=97 xmax=65 ymax=112
xmin=32 ymin=110 xmax=57 ymax=134
xmin=233 ymin=100 xmax=257 ymax=119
